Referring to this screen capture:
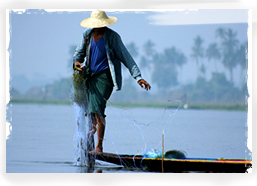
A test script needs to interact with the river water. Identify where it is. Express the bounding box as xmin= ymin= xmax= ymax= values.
xmin=6 ymin=103 xmax=251 ymax=173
